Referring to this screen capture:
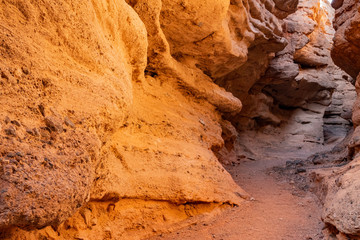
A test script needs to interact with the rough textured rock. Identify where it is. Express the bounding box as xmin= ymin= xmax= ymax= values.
xmin=213 ymin=120 xmax=239 ymax=165
xmin=0 ymin=0 xmax=303 ymax=239
xmin=160 ymin=0 xmax=296 ymax=79
xmin=224 ymin=0 xmax=354 ymax=150
xmin=230 ymin=3 xmax=359 ymax=237
xmin=318 ymin=158 xmax=360 ymax=237
xmin=214 ymin=0 xmax=297 ymax=101
xmin=311 ymin=0 xmax=360 ymax=237
xmin=0 ymin=0 xmax=249 ymax=238
xmin=318 ymin=74 xmax=360 ymax=237
xmin=0 ymin=118 xmax=99 ymax=230
xmin=1 ymin=0 xmax=357 ymax=239
xmin=323 ymin=71 xmax=355 ymax=144
xmin=331 ymin=0 xmax=360 ymax=78
xmin=0 ymin=0 xmax=142 ymax=230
